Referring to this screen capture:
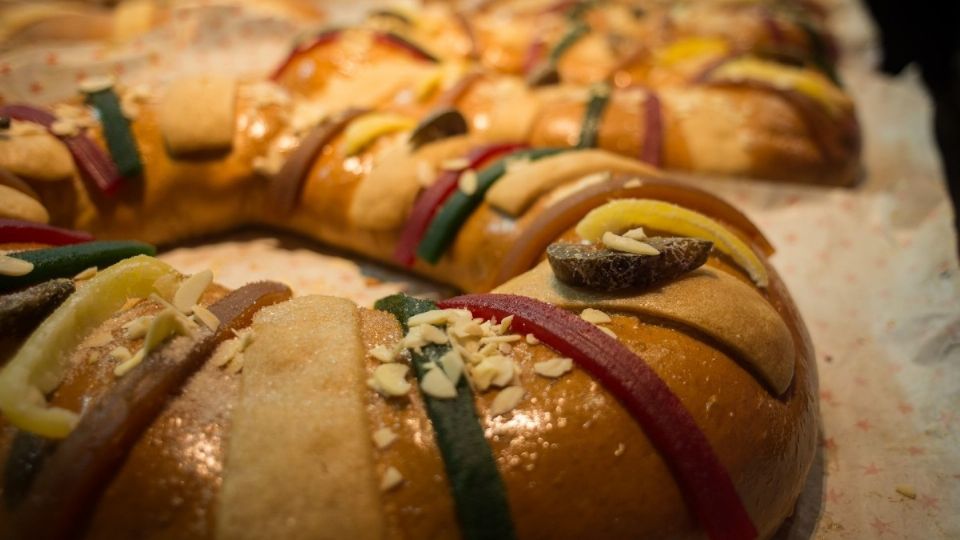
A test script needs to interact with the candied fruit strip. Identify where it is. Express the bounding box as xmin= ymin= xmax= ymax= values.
xmin=0 ymin=220 xmax=94 ymax=246
xmin=0 ymin=279 xmax=75 ymax=348
xmin=270 ymin=27 xmax=343 ymax=81
xmin=12 ymin=281 xmax=292 ymax=540
xmin=577 ymin=83 xmax=610 ymax=149
xmin=416 ymin=147 xmax=564 ymax=264
xmin=641 ymin=89 xmax=664 ymax=167
xmin=438 ymin=293 xmax=758 ymax=540
xmin=372 ymin=31 xmax=440 ymax=63
xmin=394 ymin=142 xmax=527 ymax=266
xmin=269 ymin=107 xmax=369 ymax=215
xmin=0 ymin=255 xmax=175 ymax=438
xmin=375 ymin=294 xmax=516 ymax=540
xmin=0 ymin=104 xmax=123 ymax=196
xmin=0 ymin=241 xmax=156 ymax=293
xmin=84 ymin=88 xmax=143 ymax=179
